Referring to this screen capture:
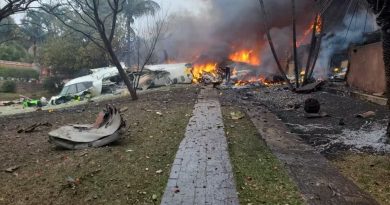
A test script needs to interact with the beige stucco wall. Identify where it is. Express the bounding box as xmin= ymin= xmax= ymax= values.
xmin=347 ymin=42 xmax=386 ymax=94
